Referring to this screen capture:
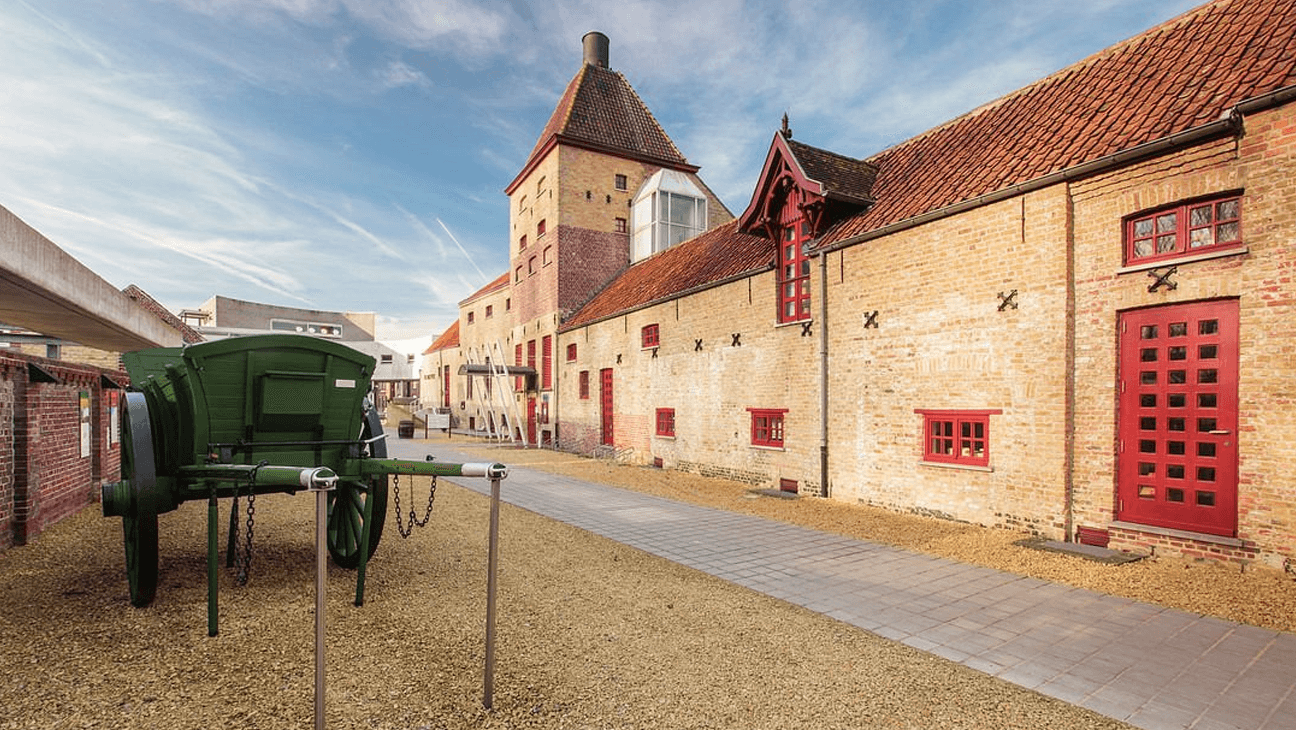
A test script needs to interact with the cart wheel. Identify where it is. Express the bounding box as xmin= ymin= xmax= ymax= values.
xmin=123 ymin=512 xmax=159 ymax=607
xmin=327 ymin=408 xmax=388 ymax=568
xmin=326 ymin=479 xmax=387 ymax=568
